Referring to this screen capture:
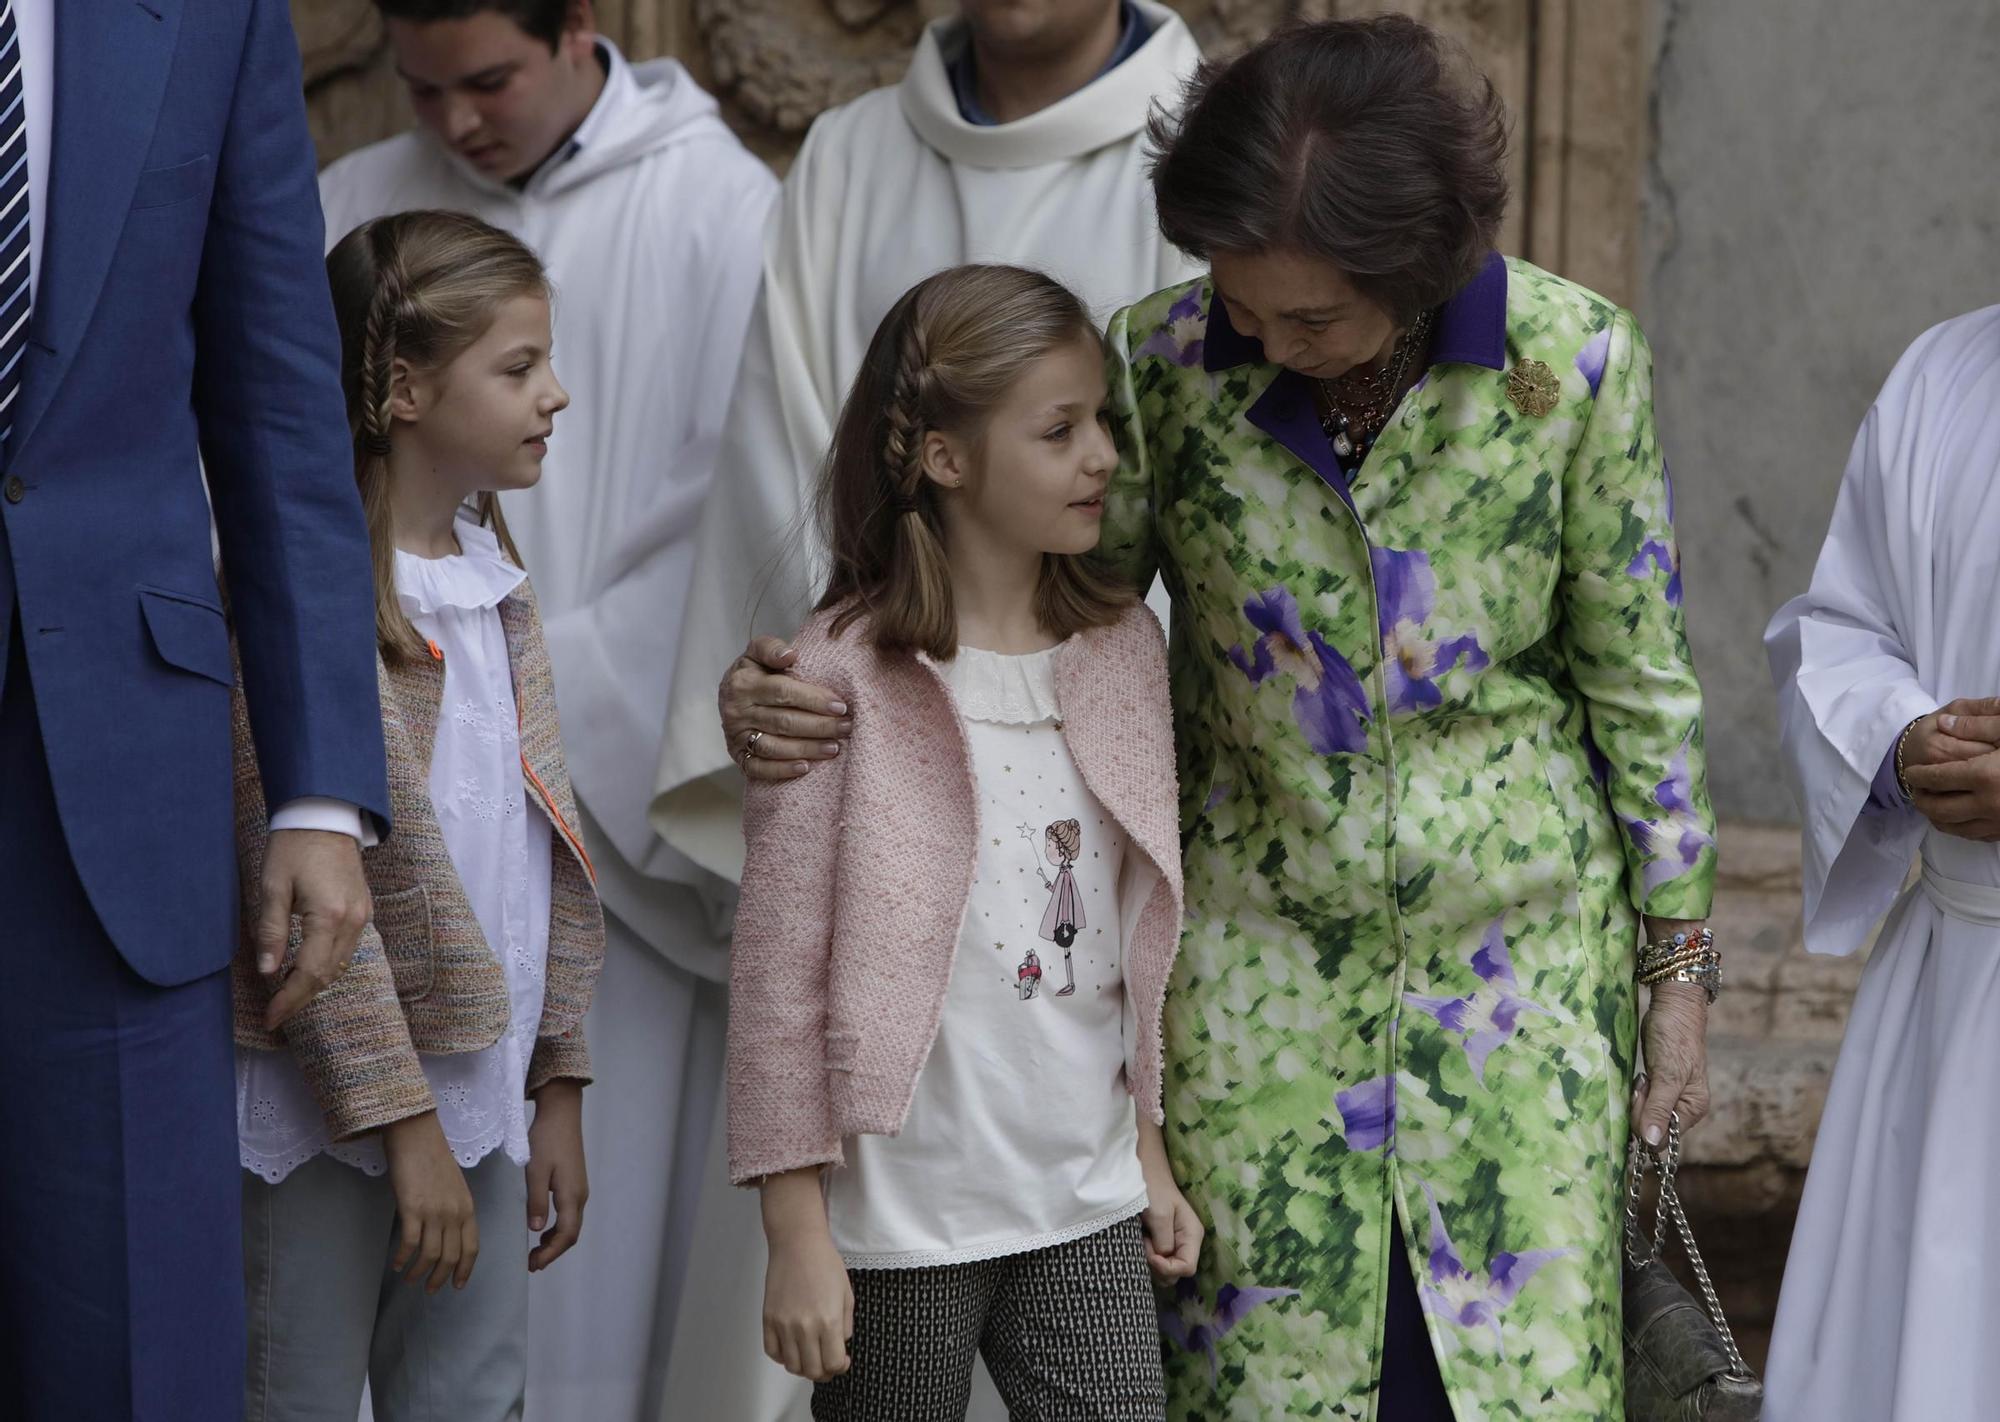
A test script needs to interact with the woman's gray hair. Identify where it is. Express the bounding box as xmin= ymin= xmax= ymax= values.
xmin=1147 ymin=15 xmax=1510 ymax=325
